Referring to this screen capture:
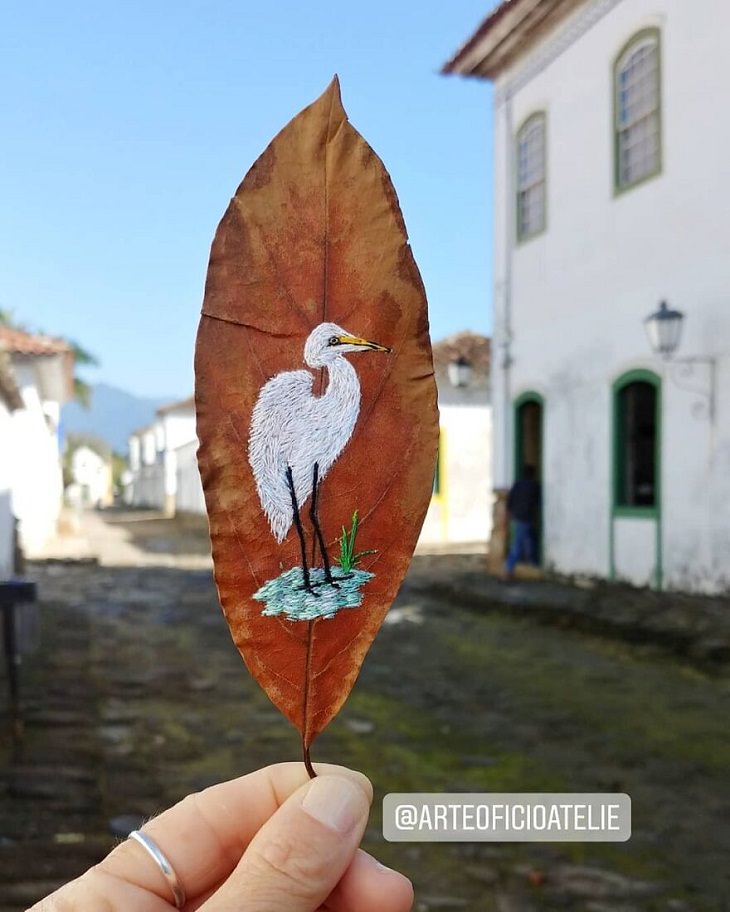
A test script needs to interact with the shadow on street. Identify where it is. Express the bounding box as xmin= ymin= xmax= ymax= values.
xmin=1 ymin=510 xmax=728 ymax=911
